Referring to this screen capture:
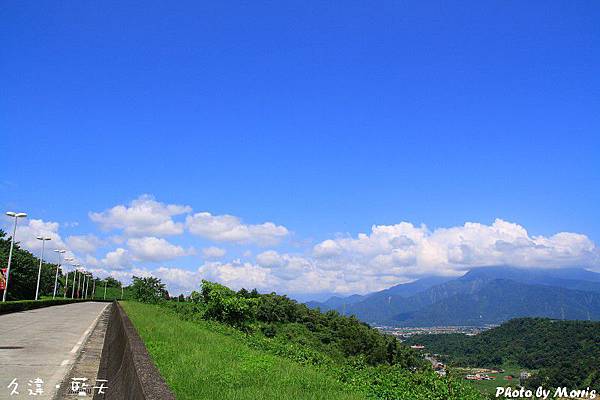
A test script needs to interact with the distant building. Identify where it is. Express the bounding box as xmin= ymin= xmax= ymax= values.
xmin=410 ymin=345 xmax=425 ymax=349
xmin=519 ymin=371 xmax=531 ymax=386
